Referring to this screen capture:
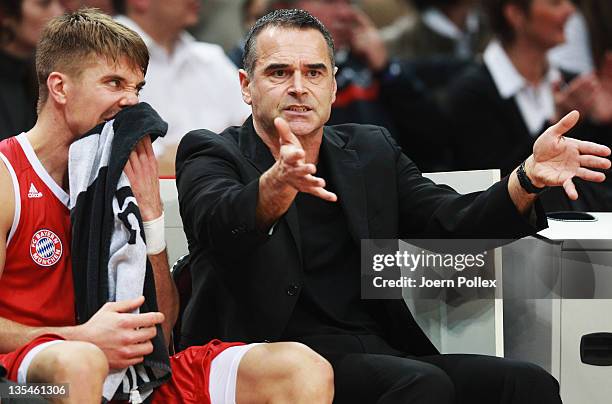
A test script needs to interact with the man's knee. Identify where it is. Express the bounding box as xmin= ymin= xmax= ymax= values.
xmin=28 ymin=341 xmax=109 ymax=384
xmin=398 ymin=363 xmax=454 ymax=403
